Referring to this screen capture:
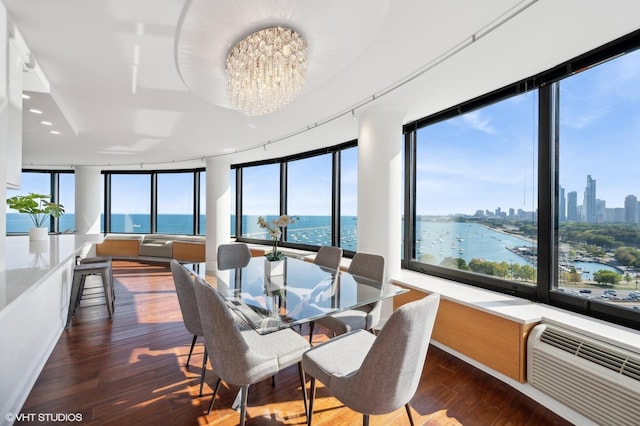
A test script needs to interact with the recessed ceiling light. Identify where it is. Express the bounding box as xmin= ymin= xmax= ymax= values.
xmin=22 ymin=94 xmax=31 ymax=99
xmin=49 ymin=130 xmax=60 ymax=135
xmin=28 ymin=108 xmax=43 ymax=114
xmin=41 ymin=121 xmax=53 ymax=126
